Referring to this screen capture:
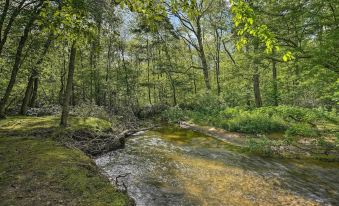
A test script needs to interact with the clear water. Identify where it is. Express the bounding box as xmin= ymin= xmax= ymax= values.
xmin=95 ymin=126 xmax=339 ymax=206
